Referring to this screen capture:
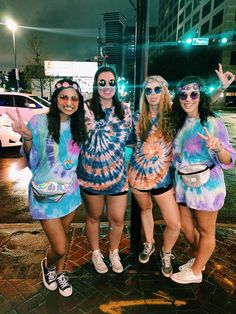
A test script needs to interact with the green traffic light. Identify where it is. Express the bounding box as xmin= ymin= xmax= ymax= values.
xmin=185 ymin=38 xmax=192 ymax=44
xmin=221 ymin=37 xmax=228 ymax=44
